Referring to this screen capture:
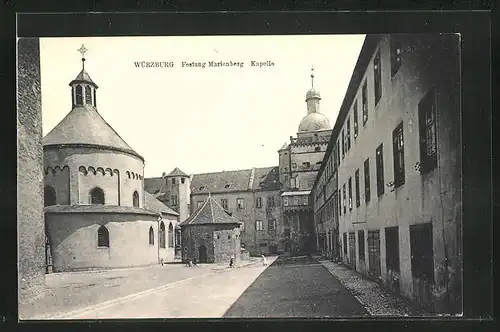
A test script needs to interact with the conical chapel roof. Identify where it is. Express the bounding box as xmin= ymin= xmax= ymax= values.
xmin=180 ymin=196 xmax=241 ymax=226
xmin=42 ymin=105 xmax=143 ymax=160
